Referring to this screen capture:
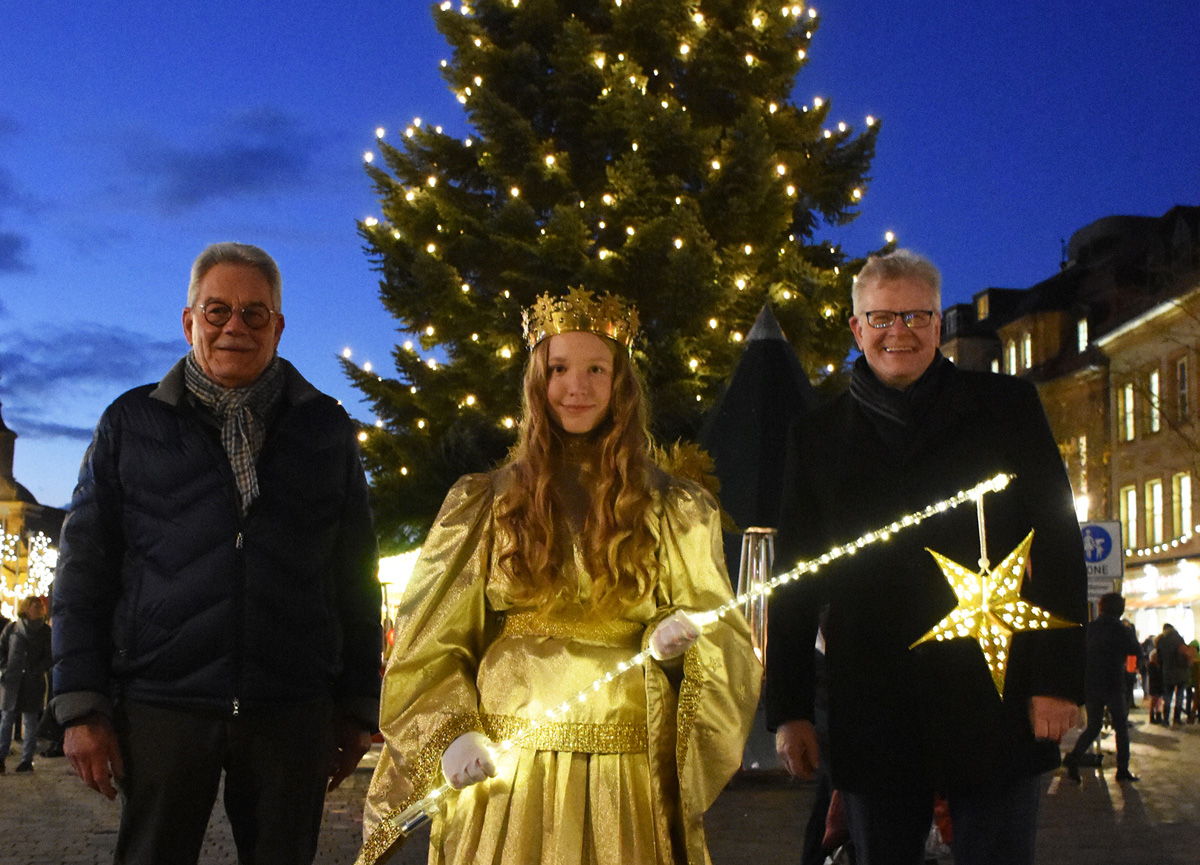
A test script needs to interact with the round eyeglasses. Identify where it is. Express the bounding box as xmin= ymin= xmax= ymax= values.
xmin=196 ymin=302 xmax=277 ymax=330
xmin=863 ymin=310 xmax=935 ymax=329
